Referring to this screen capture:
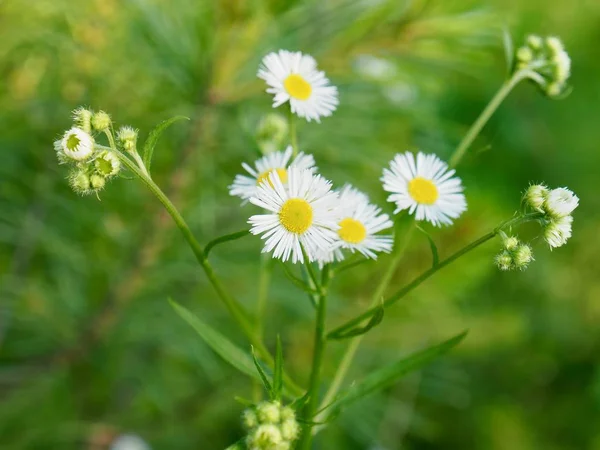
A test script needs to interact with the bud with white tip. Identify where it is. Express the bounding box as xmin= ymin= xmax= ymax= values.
xmin=513 ymin=244 xmax=534 ymax=269
xmin=117 ymin=126 xmax=138 ymax=152
xmin=544 ymin=215 xmax=573 ymax=249
xmin=495 ymin=250 xmax=514 ymax=271
xmin=247 ymin=424 xmax=283 ymax=449
xmin=256 ymin=401 xmax=281 ymax=424
xmin=94 ymin=150 xmax=121 ymax=178
xmin=544 ymin=187 xmax=579 ymax=218
xmin=72 ymin=107 xmax=93 ymax=133
xmin=56 ymin=127 xmax=95 ymax=162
